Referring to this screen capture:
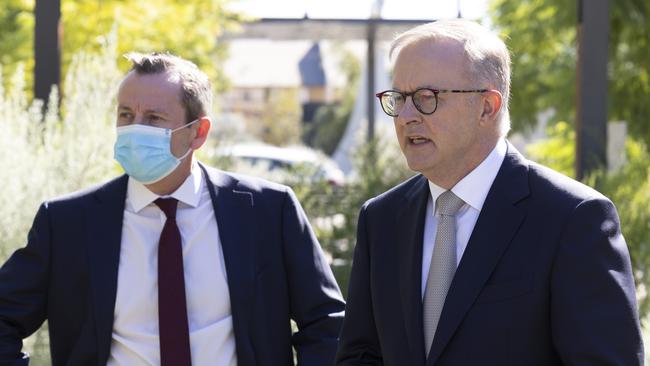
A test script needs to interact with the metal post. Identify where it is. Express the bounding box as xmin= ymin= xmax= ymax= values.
xmin=576 ymin=0 xmax=609 ymax=180
xmin=34 ymin=0 xmax=61 ymax=106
